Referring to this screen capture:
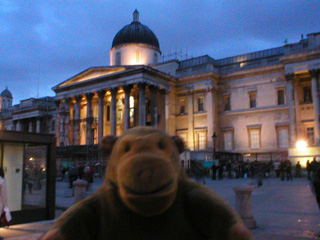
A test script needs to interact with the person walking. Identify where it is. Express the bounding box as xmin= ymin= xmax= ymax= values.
xmin=307 ymin=160 xmax=312 ymax=180
xmin=285 ymin=160 xmax=293 ymax=181
xmin=295 ymin=161 xmax=302 ymax=178
xmin=312 ymin=166 xmax=320 ymax=210
xmin=279 ymin=159 xmax=286 ymax=181
xmin=211 ymin=163 xmax=217 ymax=180
xmin=0 ymin=167 xmax=11 ymax=227
xmin=218 ymin=163 xmax=224 ymax=180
